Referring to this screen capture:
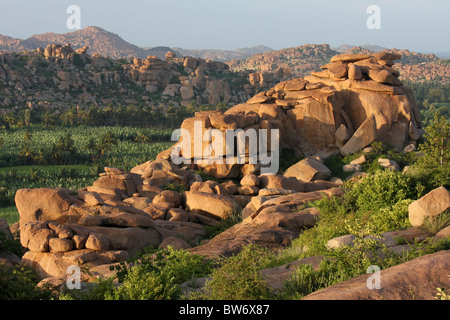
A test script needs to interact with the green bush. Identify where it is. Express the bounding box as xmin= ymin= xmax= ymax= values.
xmin=346 ymin=170 xmax=420 ymax=213
xmin=197 ymin=244 xmax=275 ymax=300
xmin=280 ymin=237 xmax=450 ymax=299
xmin=288 ymin=170 xmax=422 ymax=258
xmin=0 ymin=263 xmax=56 ymax=300
xmin=61 ymin=247 xmax=211 ymax=300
